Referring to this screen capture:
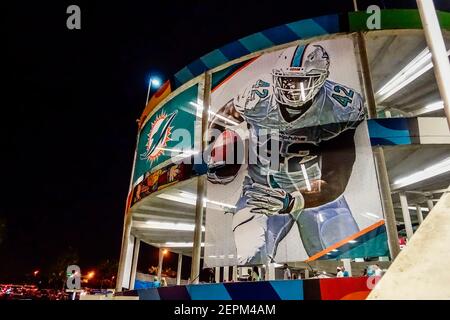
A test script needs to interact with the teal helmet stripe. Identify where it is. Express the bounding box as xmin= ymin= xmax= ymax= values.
xmin=291 ymin=45 xmax=307 ymax=67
